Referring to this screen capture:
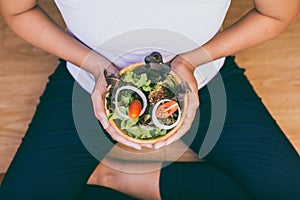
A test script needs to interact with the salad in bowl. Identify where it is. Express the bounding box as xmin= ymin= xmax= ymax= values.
xmin=104 ymin=52 xmax=189 ymax=144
